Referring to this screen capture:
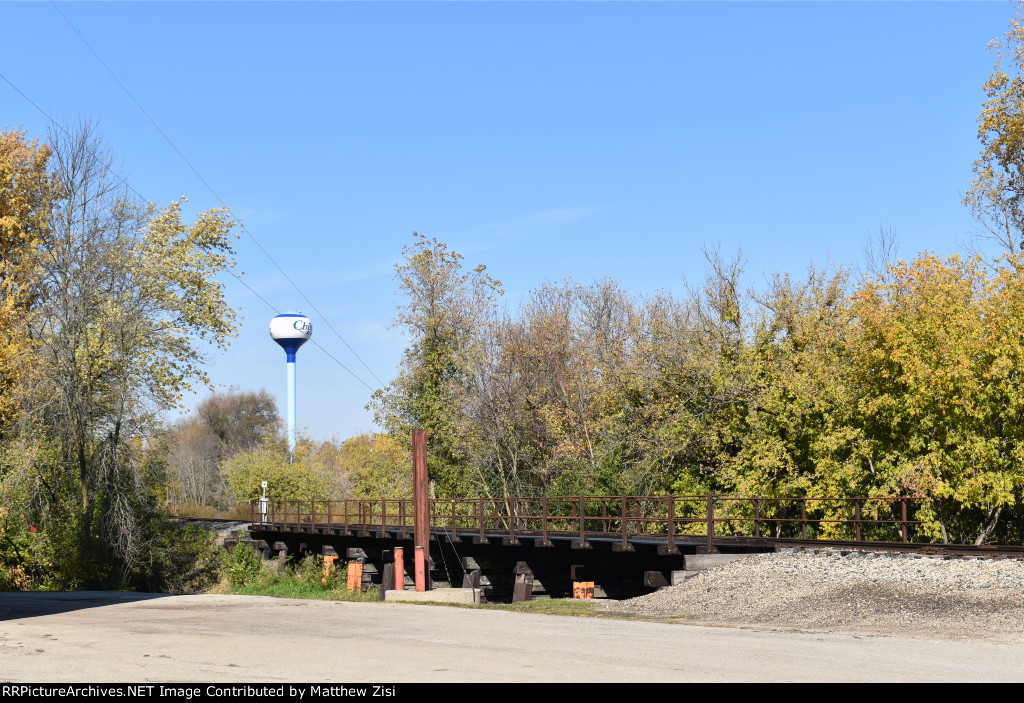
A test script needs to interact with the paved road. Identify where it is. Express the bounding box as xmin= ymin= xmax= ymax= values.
xmin=1 ymin=592 xmax=1022 ymax=682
